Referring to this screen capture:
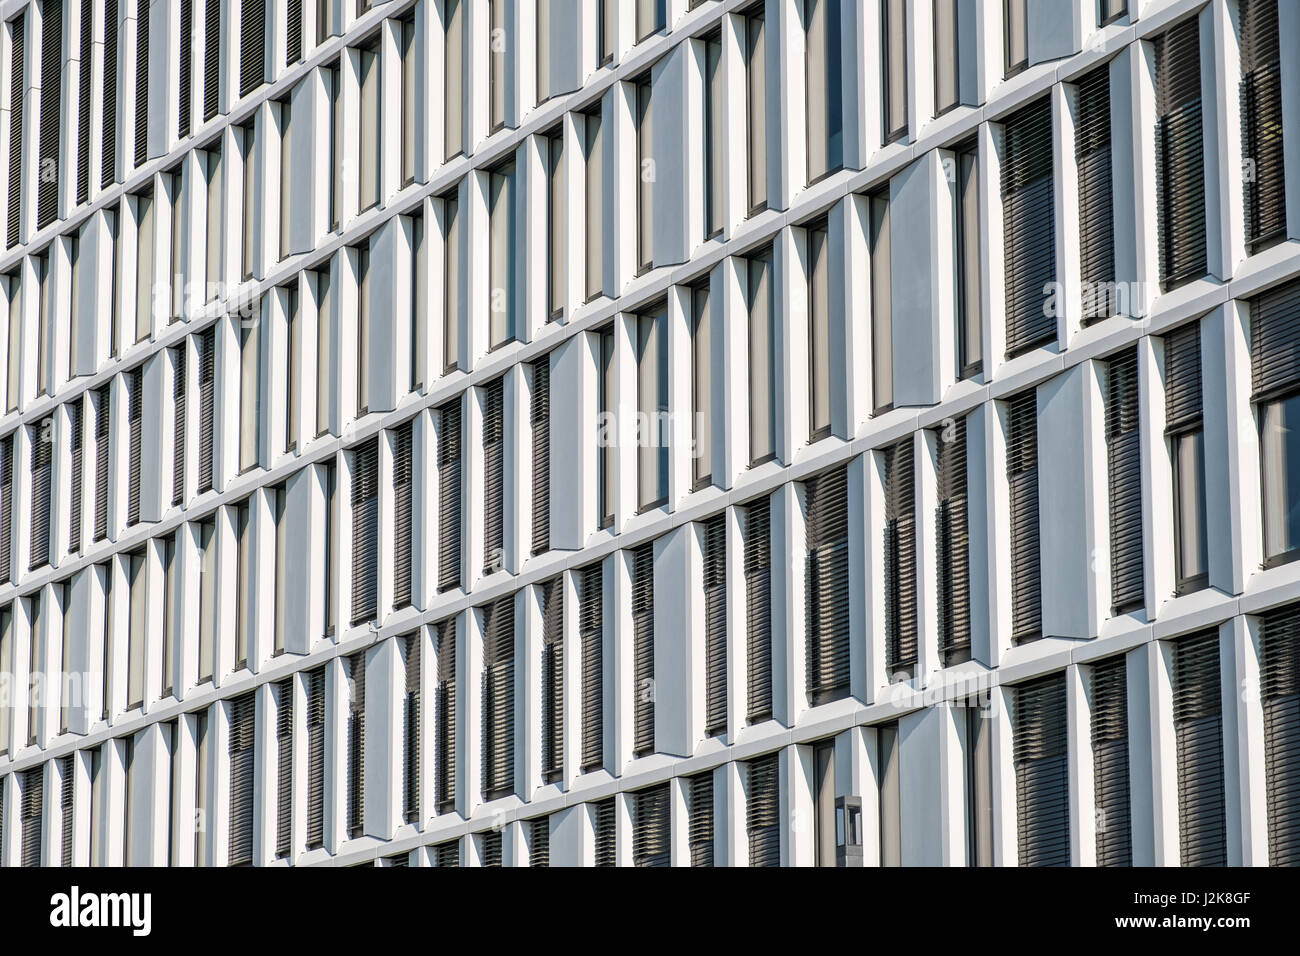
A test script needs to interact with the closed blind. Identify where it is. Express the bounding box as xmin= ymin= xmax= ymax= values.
xmin=178 ymin=0 xmax=191 ymax=139
xmin=480 ymin=828 xmax=502 ymax=867
xmin=593 ymin=797 xmax=616 ymax=867
xmin=806 ymin=465 xmax=849 ymax=704
xmin=93 ymin=386 xmax=110 ymax=539
xmin=1014 ymin=672 xmax=1069 ymax=866
xmin=1091 ymin=655 xmax=1132 ymax=866
xmin=134 ymin=0 xmax=148 ymax=166
xmin=1154 ymin=18 xmax=1207 ymax=291
xmin=102 ymin=0 xmax=117 ymax=188
xmin=482 ymin=378 xmax=504 ymax=575
xmin=0 ymin=435 xmax=9 ymax=582
xmin=531 ymin=358 xmax=550 ymax=554
xmin=7 ymin=14 xmax=24 ymax=247
xmin=884 ymin=439 xmax=917 ymax=676
xmin=392 ymin=421 xmax=413 ymax=608
xmin=703 ymin=514 xmax=727 ymax=736
xmin=59 ymin=754 xmax=73 ymax=866
xmin=435 ymin=619 xmax=456 ymax=812
xmin=305 ymin=666 xmax=325 ymax=849
xmin=1174 ymin=630 xmax=1227 ymax=866
xmin=936 ymin=417 xmax=971 ymax=665
xmin=37 ymin=0 xmax=61 ymax=230
xmin=1250 ymin=276 xmax=1300 ymax=403
xmin=541 ymin=576 xmax=563 ymax=783
xmin=275 ymin=677 xmax=292 ymax=858
xmin=434 ymin=839 xmax=459 ymax=867
xmin=529 ymin=817 xmax=550 ymax=866
xmin=580 ymin=563 xmax=603 ymax=771
xmin=437 ymin=397 xmax=462 ymax=591
xmin=1105 ymin=348 xmax=1144 ymax=613
xmin=203 ymin=0 xmax=219 ymax=120
xmin=197 ymin=329 xmax=215 ymax=491
xmin=1008 ymin=390 xmax=1042 ymax=644
xmin=239 ymin=0 xmax=265 ymax=97
xmin=747 ymin=753 xmax=780 ymax=867
xmin=126 ymin=368 xmax=142 ymax=526
xmin=1165 ymin=322 xmax=1203 ymax=431
xmin=21 ymin=766 xmax=42 ymax=867
xmin=688 ymin=771 xmax=714 ymax=867
xmin=633 ymin=783 xmax=670 ymax=867
xmin=346 ymin=652 xmax=365 ymax=838
xmin=1075 ymin=65 xmax=1114 ymax=322
xmin=350 ymin=440 xmax=378 ymax=624
xmin=631 ymin=543 xmax=655 ymax=756
xmin=227 ymin=691 xmax=256 ymax=866
xmin=30 ymin=426 xmax=51 ymax=569
xmin=77 ymin=0 xmax=92 ymax=200
xmin=286 ymin=0 xmax=302 ymax=65
xmin=172 ymin=348 xmax=185 ymax=505
xmin=1002 ymin=97 xmax=1056 ymax=356
xmin=402 ymin=633 xmax=420 ymax=823
xmin=482 ymin=596 xmax=514 ymax=800
xmin=1241 ymin=0 xmax=1286 ymax=253
xmin=1260 ymin=600 xmax=1300 ymax=865
xmin=744 ymin=497 xmax=772 ymax=722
